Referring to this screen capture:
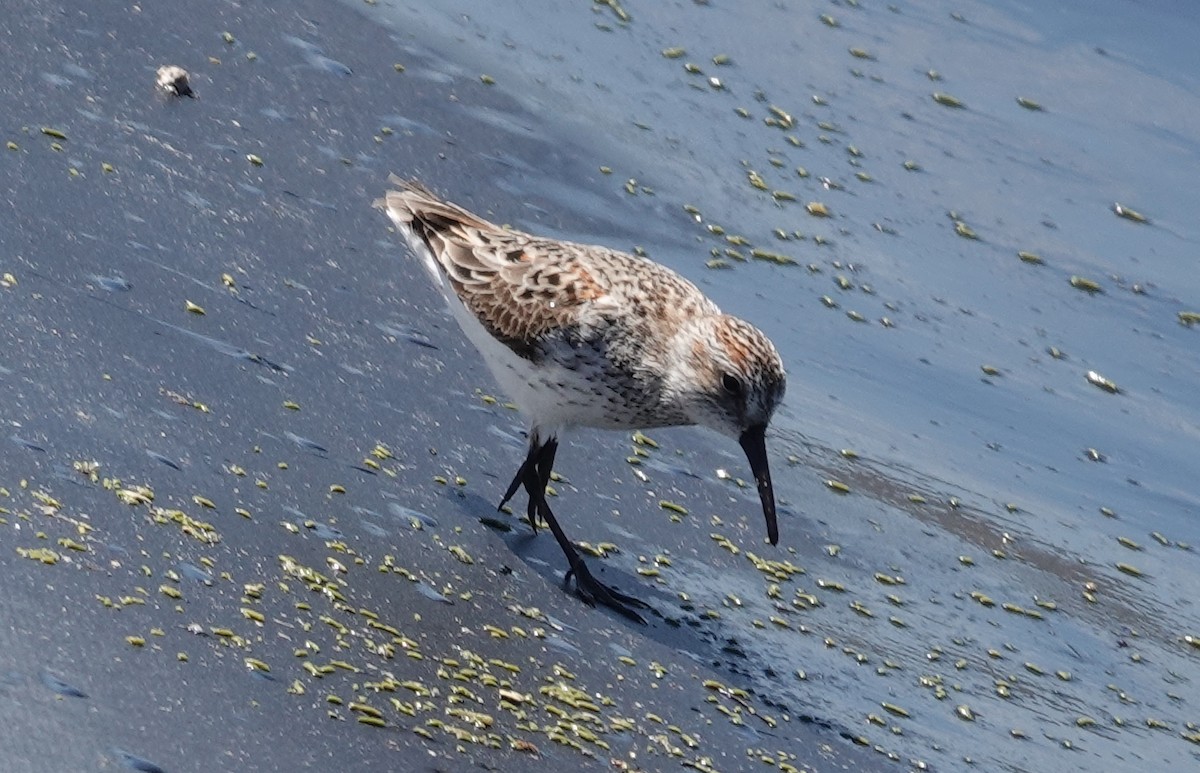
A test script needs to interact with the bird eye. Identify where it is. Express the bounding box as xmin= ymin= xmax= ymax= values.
xmin=721 ymin=373 xmax=743 ymax=396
